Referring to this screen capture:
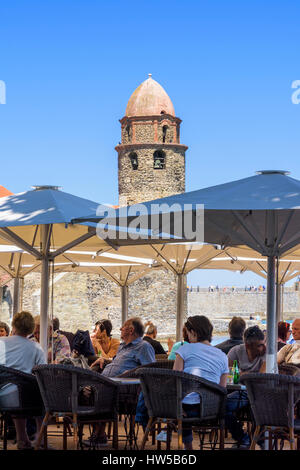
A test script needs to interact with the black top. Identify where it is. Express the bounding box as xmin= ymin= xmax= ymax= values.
xmin=215 ymin=338 xmax=244 ymax=355
xmin=143 ymin=336 xmax=166 ymax=355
